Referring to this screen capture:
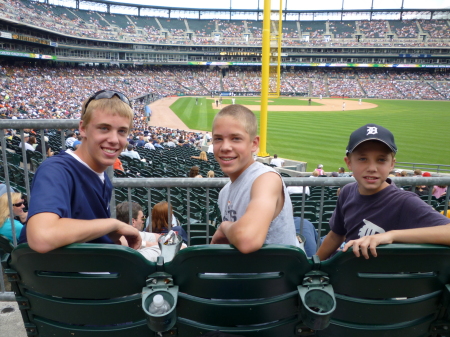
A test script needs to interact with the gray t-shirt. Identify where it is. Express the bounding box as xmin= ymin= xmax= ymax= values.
xmin=218 ymin=161 xmax=300 ymax=248
xmin=331 ymin=181 xmax=450 ymax=241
